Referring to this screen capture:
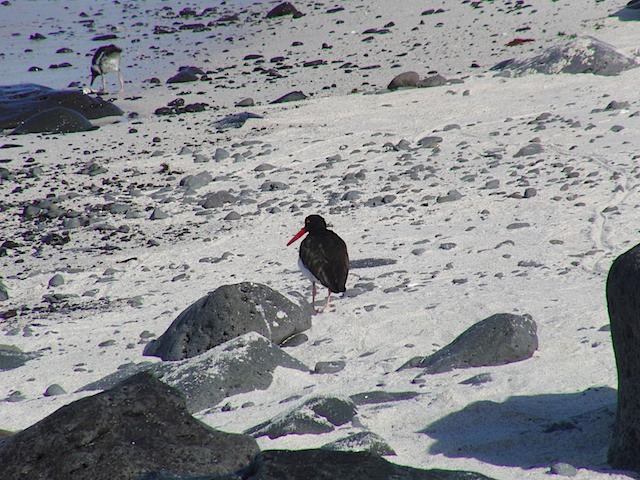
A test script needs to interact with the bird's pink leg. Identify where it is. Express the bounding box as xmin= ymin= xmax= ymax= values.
xmin=316 ymin=289 xmax=332 ymax=313
xmin=311 ymin=282 xmax=317 ymax=306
